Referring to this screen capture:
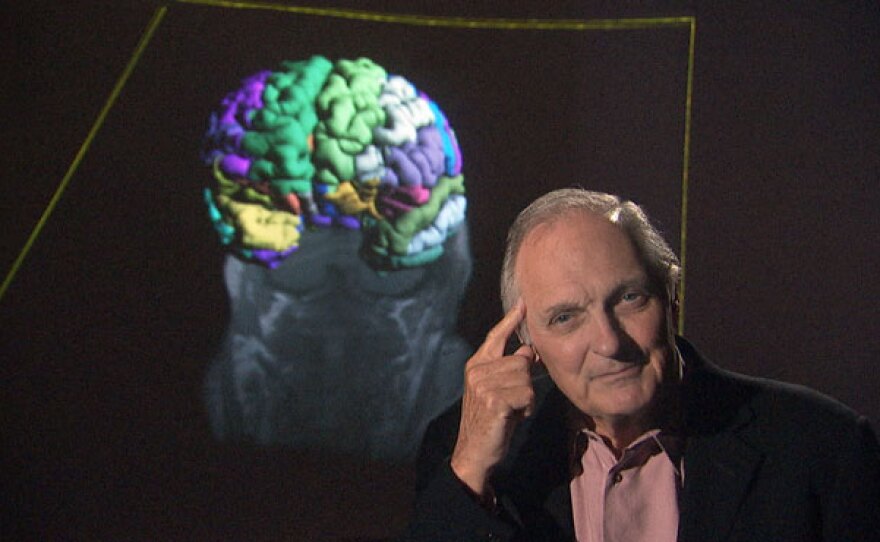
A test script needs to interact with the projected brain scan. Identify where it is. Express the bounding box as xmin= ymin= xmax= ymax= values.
xmin=201 ymin=56 xmax=471 ymax=461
